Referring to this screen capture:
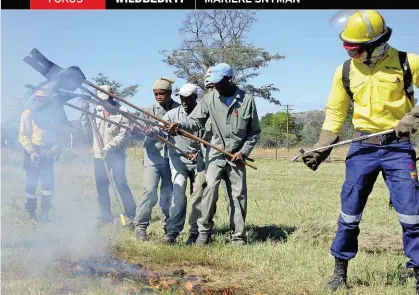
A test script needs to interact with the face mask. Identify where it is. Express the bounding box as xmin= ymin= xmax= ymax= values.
xmin=343 ymin=42 xmax=366 ymax=59
xmin=344 ymin=42 xmax=388 ymax=67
